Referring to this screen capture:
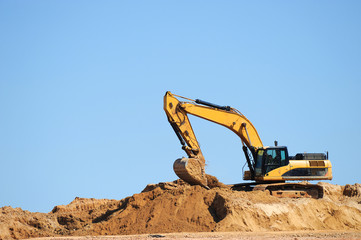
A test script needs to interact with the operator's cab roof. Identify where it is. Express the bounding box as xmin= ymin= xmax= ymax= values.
xmin=261 ymin=146 xmax=287 ymax=149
